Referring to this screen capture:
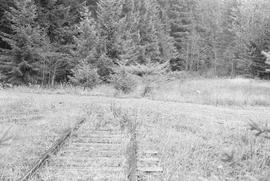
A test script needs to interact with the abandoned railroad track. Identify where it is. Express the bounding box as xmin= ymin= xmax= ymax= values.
xmin=19 ymin=107 xmax=163 ymax=181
